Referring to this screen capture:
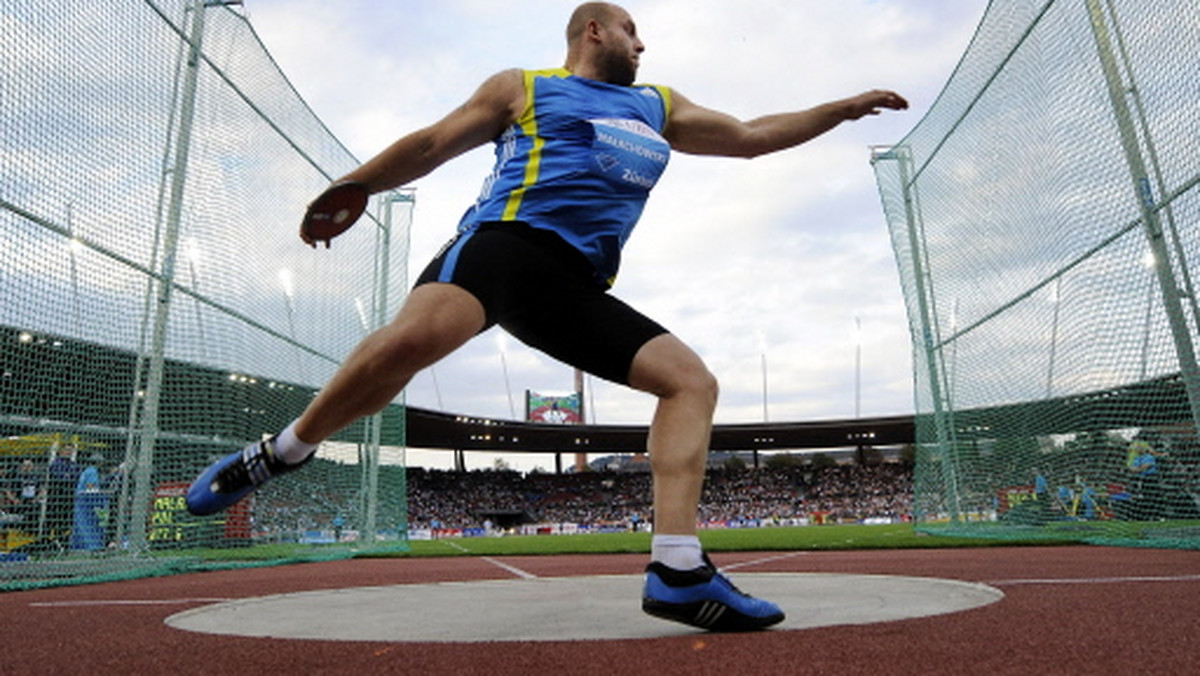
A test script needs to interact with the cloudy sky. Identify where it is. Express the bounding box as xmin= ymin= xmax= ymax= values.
xmin=241 ymin=0 xmax=989 ymax=470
